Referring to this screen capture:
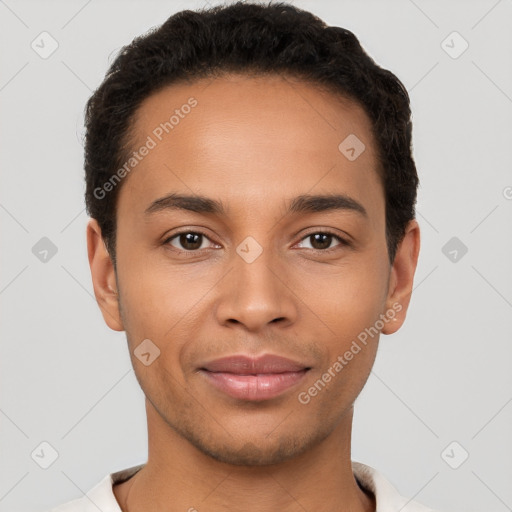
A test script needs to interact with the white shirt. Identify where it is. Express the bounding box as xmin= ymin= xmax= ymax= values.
xmin=50 ymin=461 xmax=439 ymax=512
